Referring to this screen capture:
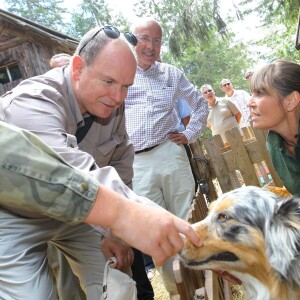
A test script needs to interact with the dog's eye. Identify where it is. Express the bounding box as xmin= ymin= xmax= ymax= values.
xmin=217 ymin=213 xmax=232 ymax=221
